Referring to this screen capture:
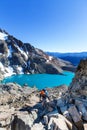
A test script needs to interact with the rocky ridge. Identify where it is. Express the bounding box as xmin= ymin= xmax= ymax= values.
xmin=0 ymin=59 xmax=87 ymax=130
xmin=0 ymin=29 xmax=75 ymax=80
